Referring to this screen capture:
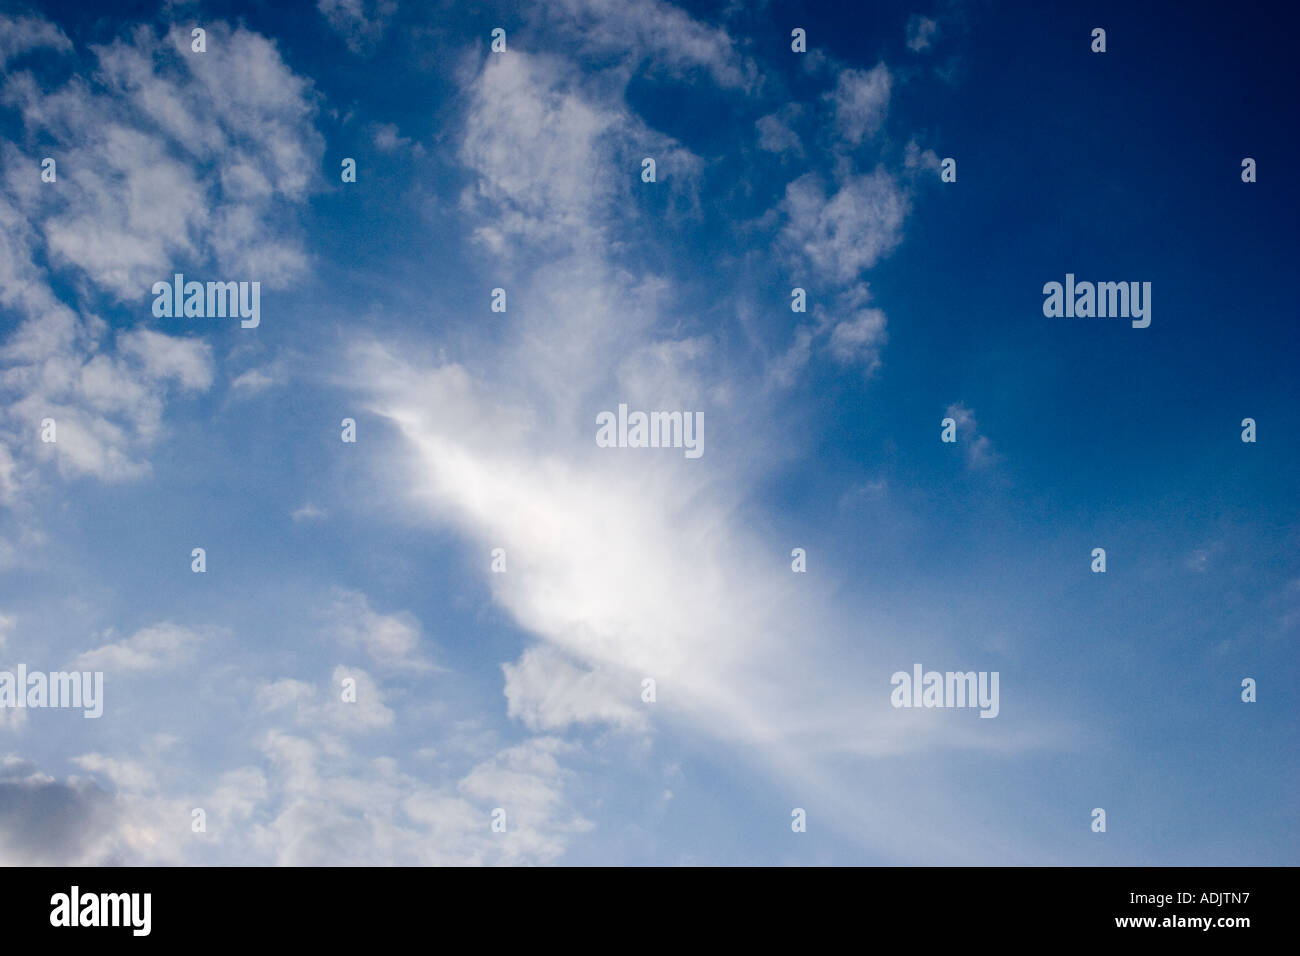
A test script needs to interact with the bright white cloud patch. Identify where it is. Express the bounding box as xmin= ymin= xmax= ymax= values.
xmin=346 ymin=44 xmax=1057 ymax=866
xmin=829 ymin=309 xmax=888 ymax=370
xmin=257 ymin=667 xmax=395 ymax=734
xmin=827 ymin=62 xmax=892 ymax=145
xmin=503 ymin=645 xmax=648 ymax=732
xmin=72 ymin=622 xmax=201 ymax=672
xmin=0 ymin=300 xmax=213 ymax=484
xmin=780 ymin=170 xmax=910 ymax=283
